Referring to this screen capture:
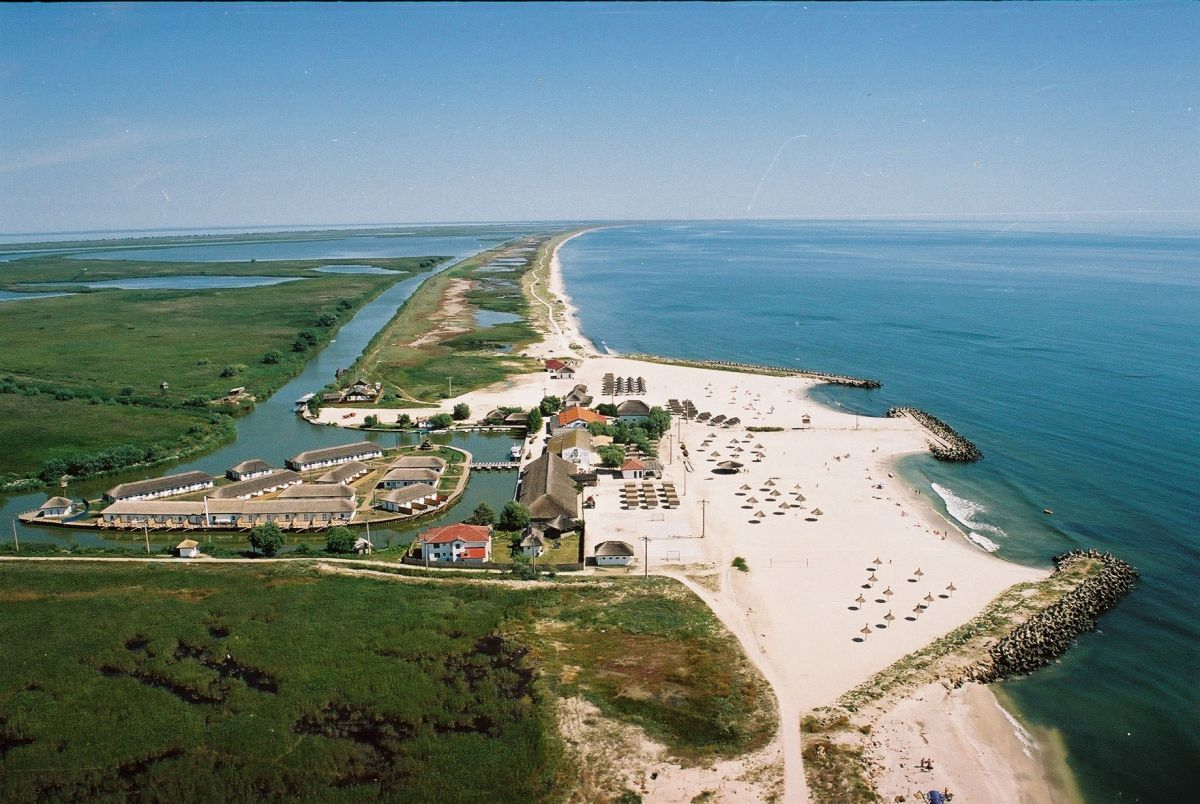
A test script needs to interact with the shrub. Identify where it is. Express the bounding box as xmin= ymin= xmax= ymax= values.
xmin=452 ymin=403 xmax=470 ymax=421
xmin=539 ymin=396 xmax=561 ymax=415
xmin=526 ymin=408 xmax=543 ymax=433
xmin=325 ymin=527 xmax=356 ymax=554
xmin=53 ymin=389 xmax=74 ymax=401
xmin=499 ymin=501 xmax=531 ymax=532
xmin=315 ymin=312 xmax=338 ymax=328
xmin=219 ymin=365 xmax=242 ymax=378
xmin=336 ymin=298 xmax=353 ymax=311
xmin=599 ymin=444 xmax=626 ymax=468
xmin=262 ymin=350 xmax=283 ymax=365
xmin=429 ymin=413 xmax=453 ymax=430
xmin=363 ymin=415 xmax=379 ymax=427
xmin=249 ymin=523 xmax=284 ymax=557
xmin=732 ymin=556 xmax=749 ymax=573
xmin=396 ymin=413 xmax=413 ymax=428
xmin=119 ymin=386 xmax=135 ymax=396
xmin=466 ymin=502 xmax=496 ymax=526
